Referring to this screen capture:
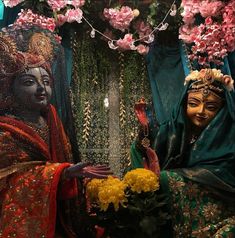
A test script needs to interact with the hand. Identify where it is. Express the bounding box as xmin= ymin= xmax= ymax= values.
xmin=135 ymin=125 xmax=149 ymax=154
xmin=63 ymin=162 xmax=113 ymax=179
